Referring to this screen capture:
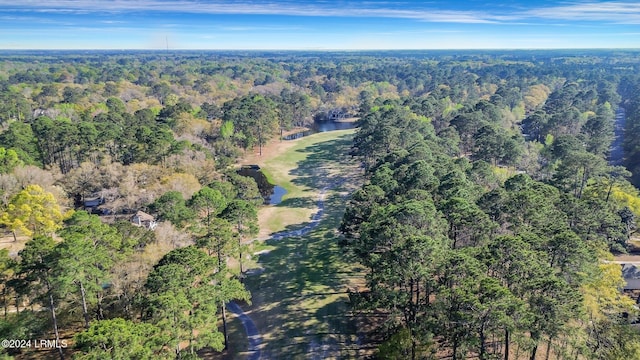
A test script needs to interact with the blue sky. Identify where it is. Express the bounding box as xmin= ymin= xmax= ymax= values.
xmin=0 ymin=0 xmax=639 ymax=49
